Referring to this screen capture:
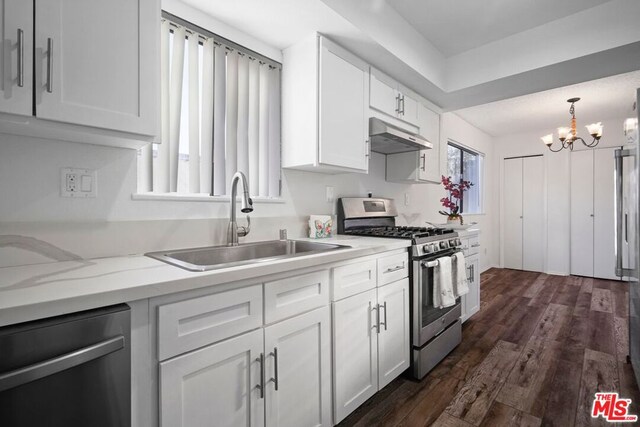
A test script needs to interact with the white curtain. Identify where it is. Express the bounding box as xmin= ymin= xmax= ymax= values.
xmin=200 ymin=38 xmax=214 ymax=194
xmin=148 ymin=20 xmax=281 ymax=198
xmin=213 ymin=45 xmax=226 ymax=196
